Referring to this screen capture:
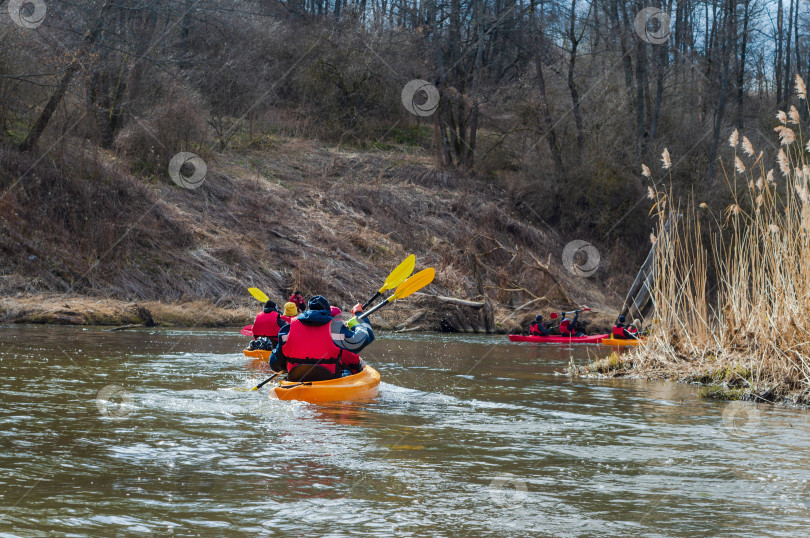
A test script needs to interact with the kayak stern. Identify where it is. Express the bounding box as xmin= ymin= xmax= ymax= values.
xmin=274 ymin=365 xmax=381 ymax=403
